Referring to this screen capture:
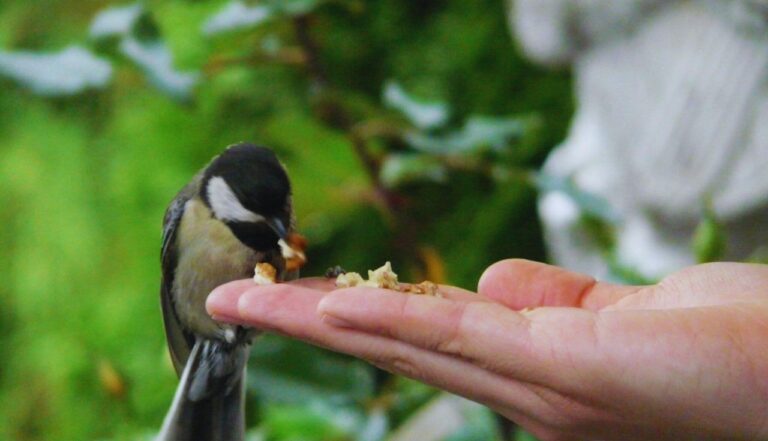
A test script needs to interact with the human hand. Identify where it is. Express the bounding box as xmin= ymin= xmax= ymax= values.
xmin=206 ymin=260 xmax=768 ymax=441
